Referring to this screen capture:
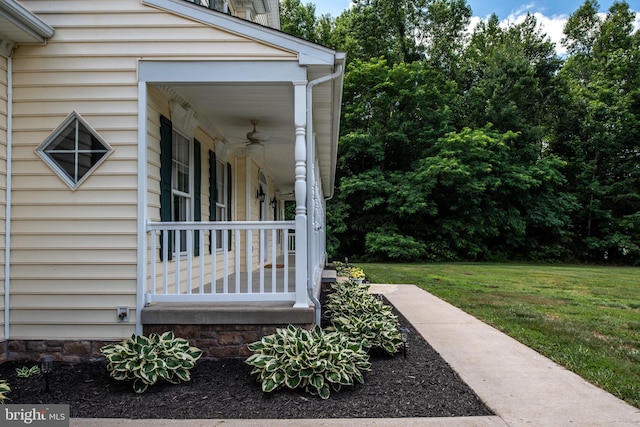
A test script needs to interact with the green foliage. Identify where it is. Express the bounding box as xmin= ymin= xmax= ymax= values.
xmin=365 ymin=228 xmax=426 ymax=261
xmin=279 ymin=0 xmax=640 ymax=265
xmin=324 ymin=281 xmax=404 ymax=354
xmin=15 ymin=366 xmax=40 ymax=378
xmin=245 ymin=325 xmax=371 ymax=400
xmin=0 ymin=379 xmax=9 ymax=403
xmin=332 ymin=261 xmax=351 ymax=277
xmin=101 ymin=332 xmax=203 ymax=393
